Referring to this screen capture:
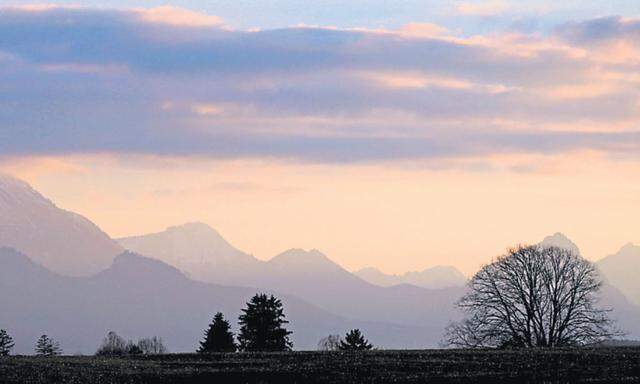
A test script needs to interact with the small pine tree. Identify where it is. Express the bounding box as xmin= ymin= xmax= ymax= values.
xmin=338 ymin=329 xmax=373 ymax=351
xmin=198 ymin=312 xmax=236 ymax=353
xmin=35 ymin=335 xmax=62 ymax=356
xmin=0 ymin=329 xmax=15 ymax=356
xmin=237 ymin=294 xmax=293 ymax=352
